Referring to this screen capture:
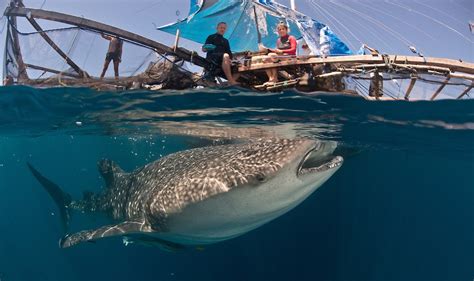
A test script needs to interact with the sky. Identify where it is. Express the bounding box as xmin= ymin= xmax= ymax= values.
xmin=0 ymin=0 xmax=473 ymax=78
